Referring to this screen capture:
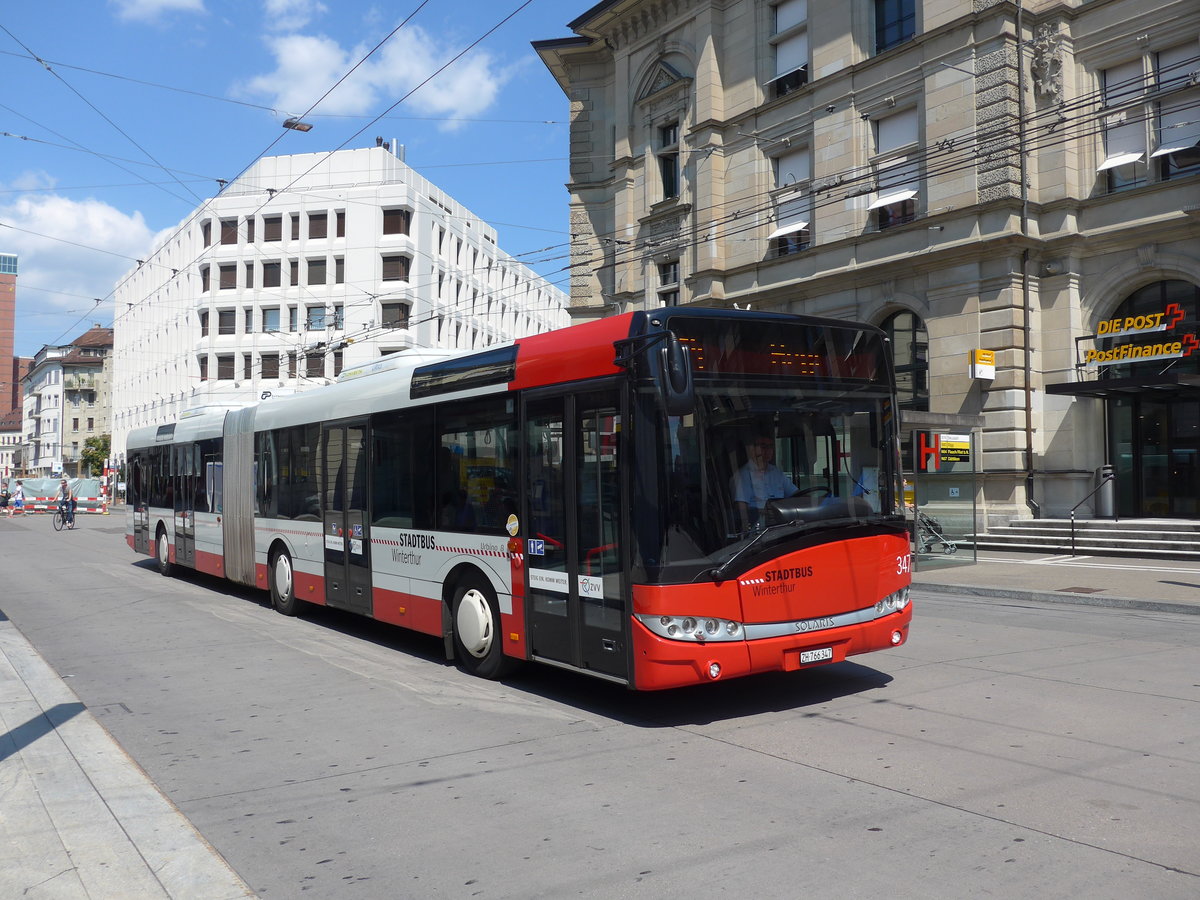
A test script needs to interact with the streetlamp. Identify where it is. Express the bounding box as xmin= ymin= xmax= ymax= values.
xmin=283 ymin=117 xmax=314 ymax=132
